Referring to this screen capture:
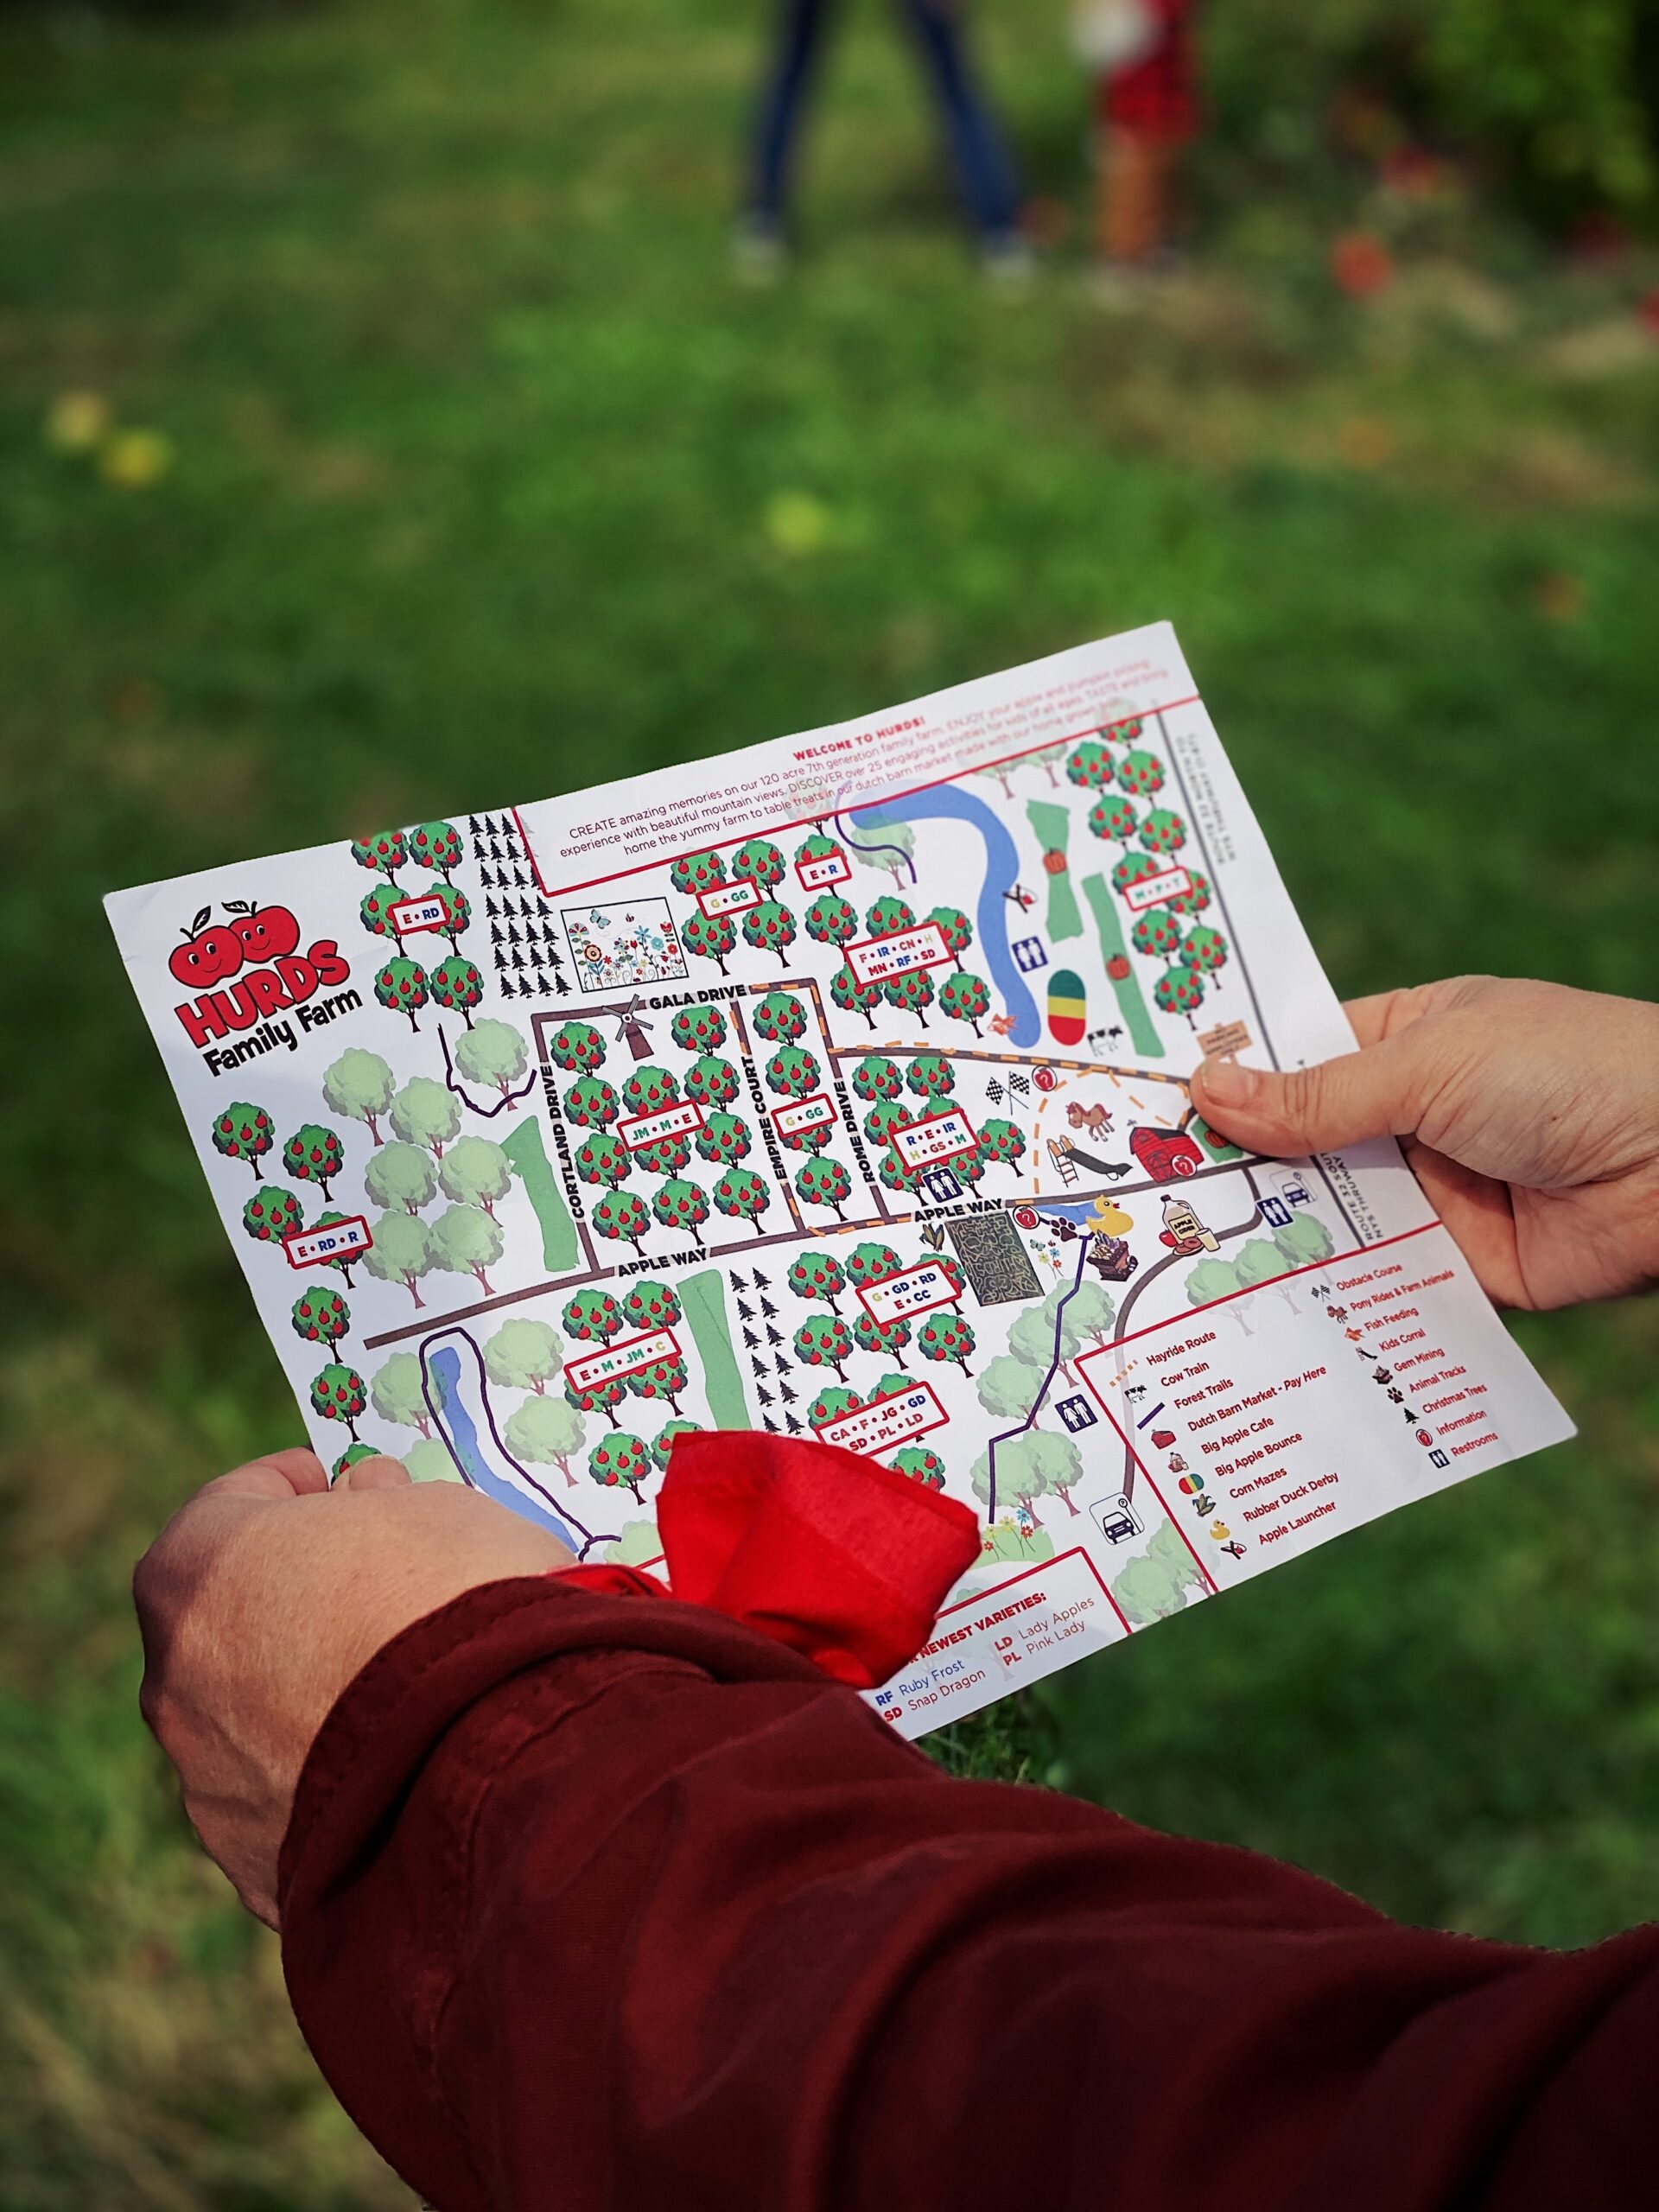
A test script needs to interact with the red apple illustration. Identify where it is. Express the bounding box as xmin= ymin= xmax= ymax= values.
xmin=223 ymin=899 xmax=302 ymax=963
xmin=168 ymin=907 xmax=245 ymax=988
